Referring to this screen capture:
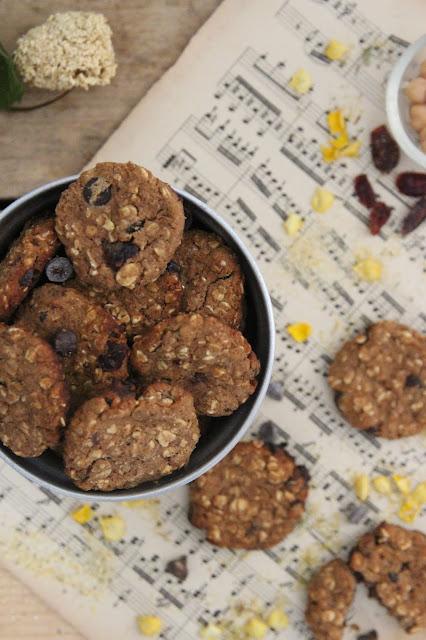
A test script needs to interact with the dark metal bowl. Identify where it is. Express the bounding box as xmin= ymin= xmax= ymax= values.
xmin=0 ymin=177 xmax=275 ymax=501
